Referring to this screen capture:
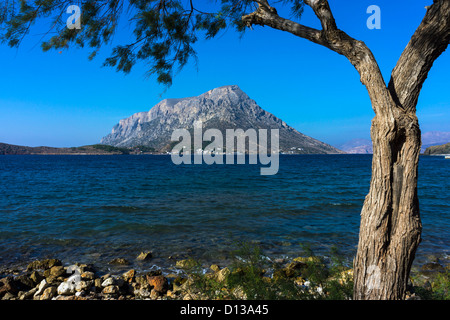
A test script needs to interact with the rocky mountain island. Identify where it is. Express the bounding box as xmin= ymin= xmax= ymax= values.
xmin=424 ymin=143 xmax=450 ymax=155
xmin=101 ymin=85 xmax=342 ymax=154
